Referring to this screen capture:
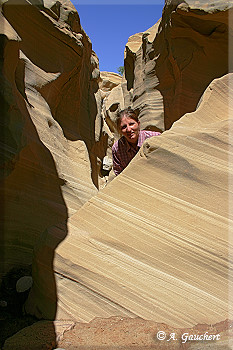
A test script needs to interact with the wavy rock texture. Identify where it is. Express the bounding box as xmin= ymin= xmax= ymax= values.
xmin=99 ymin=71 xmax=122 ymax=94
xmin=104 ymin=0 xmax=232 ymax=133
xmin=0 ymin=0 xmax=112 ymax=278
xmin=1 ymin=0 xmax=233 ymax=339
xmin=28 ymin=73 xmax=233 ymax=326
